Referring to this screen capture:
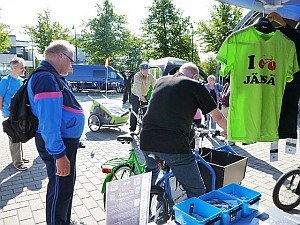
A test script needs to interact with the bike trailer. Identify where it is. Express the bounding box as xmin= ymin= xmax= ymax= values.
xmin=174 ymin=197 xmax=222 ymax=225
xmin=89 ymin=98 xmax=129 ymax=125
xmin=219 ymin=183 xmax=261 ymax=217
